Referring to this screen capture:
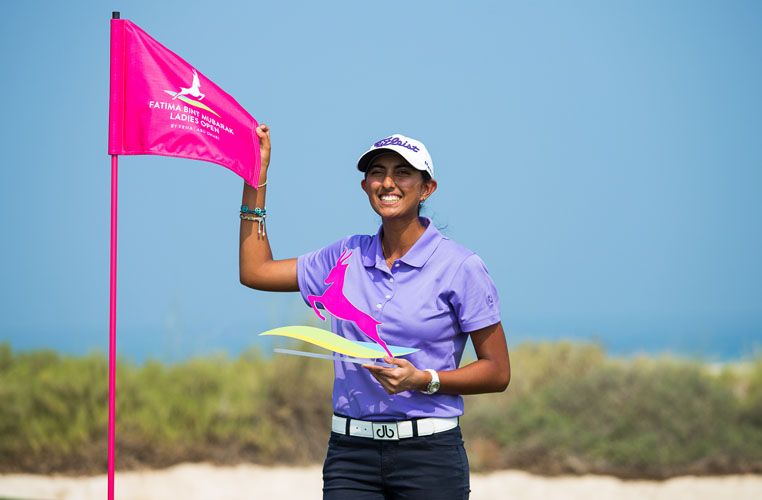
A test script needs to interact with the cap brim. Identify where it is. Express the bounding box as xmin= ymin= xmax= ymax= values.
xmin=357 ymin=149 xmax=391 ymax=172
xmin=356 ymin=147 xmax=429 ymax=173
